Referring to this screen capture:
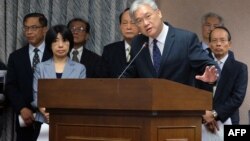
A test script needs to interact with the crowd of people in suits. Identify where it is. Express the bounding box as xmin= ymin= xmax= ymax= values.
xmin=0 ymin=0 xmax=248 ymax=141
